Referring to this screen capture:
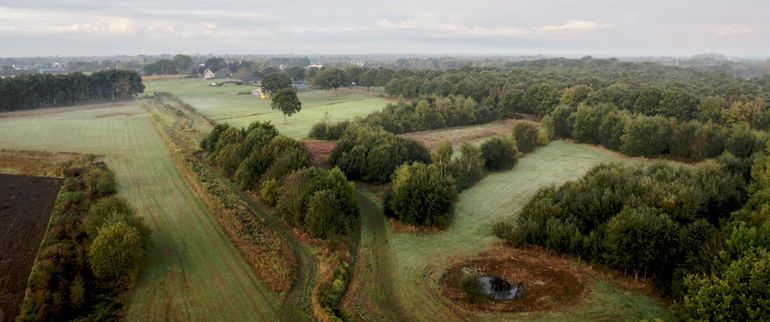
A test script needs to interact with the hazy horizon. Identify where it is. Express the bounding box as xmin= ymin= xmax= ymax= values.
xmin=2 ymin=0 xmax=769 ymax=57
